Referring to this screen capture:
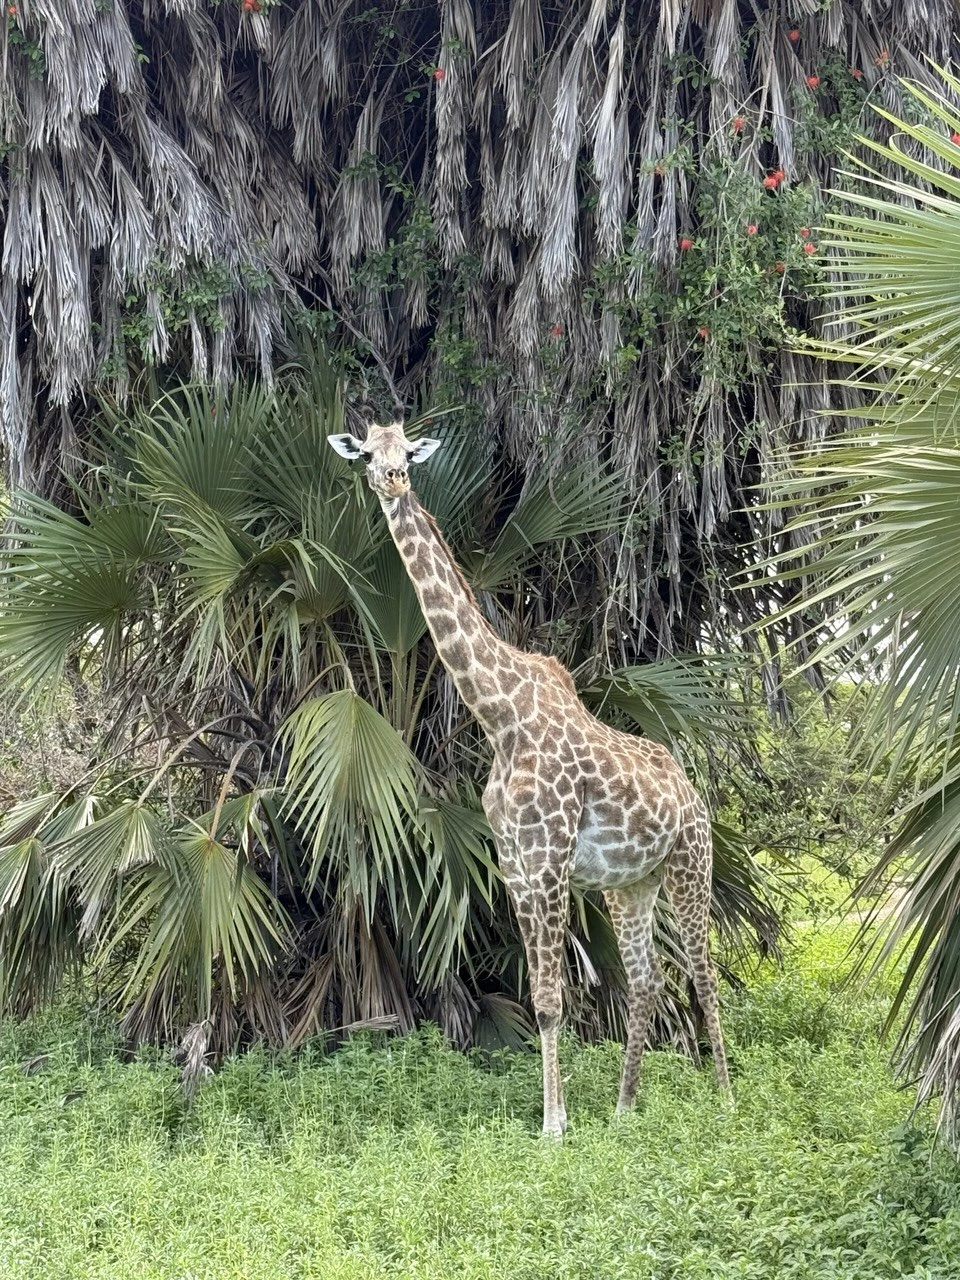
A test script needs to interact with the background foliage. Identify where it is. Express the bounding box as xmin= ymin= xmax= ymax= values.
xmin=765 ymin=67 xmax=960 ymax=1141
xmin=0 ymin=345 xmax=776 ymax=1065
